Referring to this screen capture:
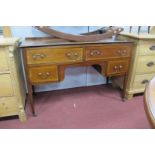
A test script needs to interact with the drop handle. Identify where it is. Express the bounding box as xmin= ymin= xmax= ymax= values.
xmin=66 ymin=52 xmax=79 ymax=60
xmin=150 ymin=46 xmax=155 ymax=50
xmin=90 ymin=50 xmax=101 ymax=56
xmin=113 ymin=64 xmax=123 ymax=72
xmin=114 ymin=65 xmax=118 ymax=70
xmin=141 ymin=79 xmax=149 ymax=84
xmin=119 ymin=65 xmax=123 ymax=69
xmin=147 ymin=62 xmax=154 ymax=67
xmin=32 ymin=53 xmax=47 ymax=59
xmin=117 ymin=49 xmax=127 ymax=56
xmin=38 ymin=72 xmax=51 ymax=79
